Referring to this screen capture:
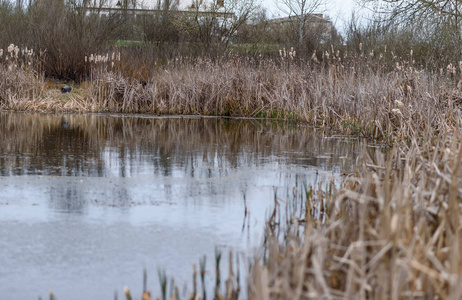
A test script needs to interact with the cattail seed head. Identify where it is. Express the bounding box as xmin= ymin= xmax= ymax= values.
xmin=395 ymin=100 xmax=404 ymax=108
xmin=392 ymin=108 xmax=403 ymax=117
